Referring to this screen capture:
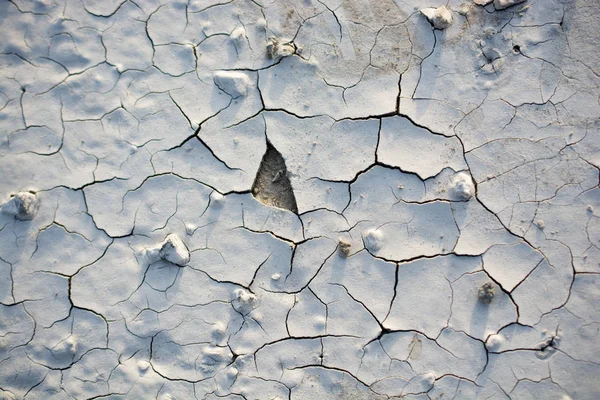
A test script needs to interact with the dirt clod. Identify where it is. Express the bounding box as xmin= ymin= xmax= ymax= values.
xmin=478 ymin=282 xmax=495 ymax=304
